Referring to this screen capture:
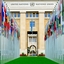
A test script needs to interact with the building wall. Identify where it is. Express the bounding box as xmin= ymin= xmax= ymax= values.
xmin=26 ymin=19 xmax=39 ymax=31
xmin=12 ymin=11 xmax=51 ymax=55
xmin=20 ymin=12 xmax=27 ymax=54
xmin=4 ymin=1 xmax=57 ymax=55
xmin=44 ymin=18 xmax=49 ymax=27
xmin=15 ymin=18 xmax=20 ymax=27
